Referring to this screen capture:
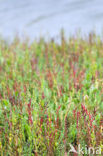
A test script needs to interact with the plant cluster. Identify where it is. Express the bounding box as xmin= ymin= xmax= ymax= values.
xmin=0 ymin=33 xmax=103 ymax=155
